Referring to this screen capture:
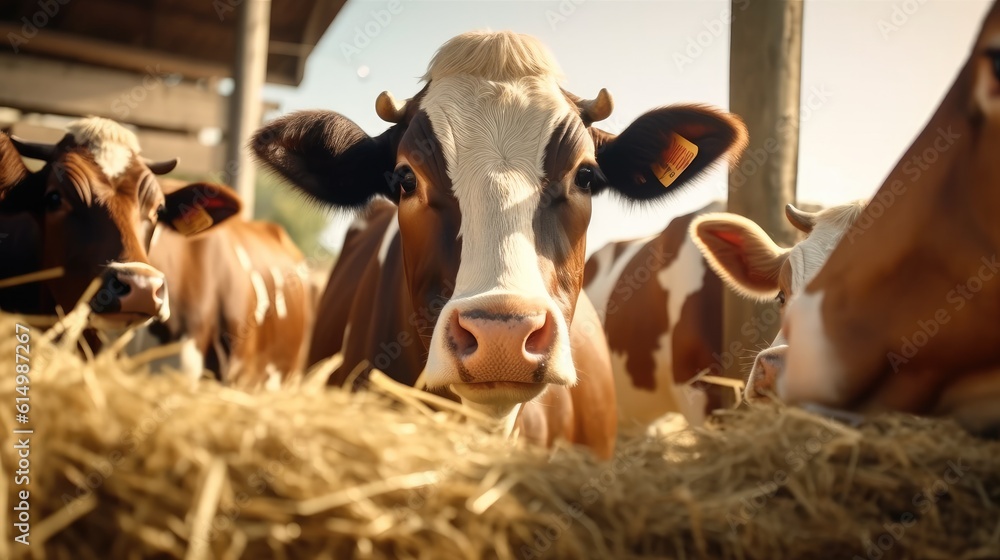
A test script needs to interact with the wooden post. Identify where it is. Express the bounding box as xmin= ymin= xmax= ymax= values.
xmin=724 ymin=0 xmax=804 ymax=401
xmin=225 ymin=0 xmax=271 ymax=219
